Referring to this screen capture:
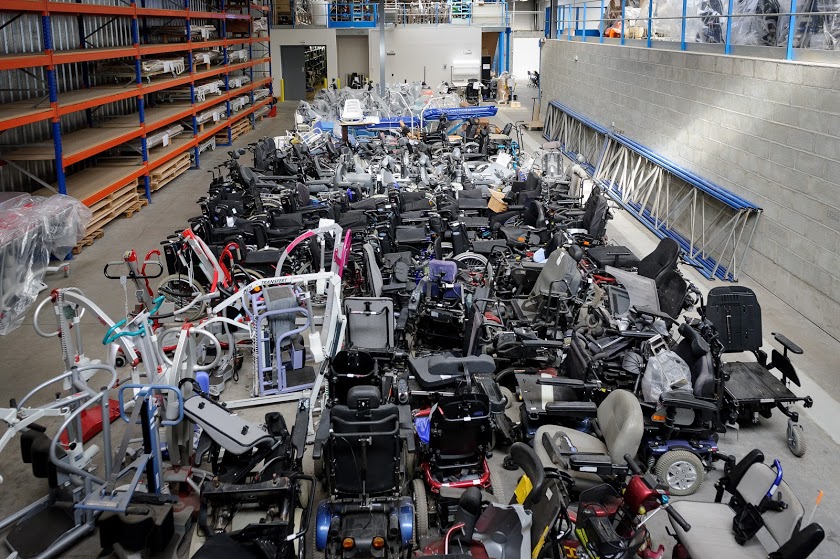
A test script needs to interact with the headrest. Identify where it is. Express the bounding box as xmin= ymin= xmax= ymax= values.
xmin=567 ymin=244 xmax=584 ymax=262
xmin=678 ymin=323 xmax=710 ymax=357
xmin=429 ymin=259 xmax=458 ymax=283
xmin=347 ymin=385 xmax=381 ymax=410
